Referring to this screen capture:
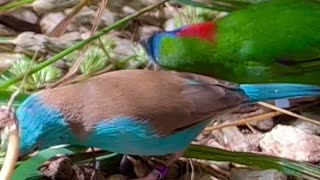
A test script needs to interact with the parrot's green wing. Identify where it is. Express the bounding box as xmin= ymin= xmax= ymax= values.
xmin=276 ymin=58 xmax=320 ymax=73
xmin=176 ymin=0 xmax=252 ymax=12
